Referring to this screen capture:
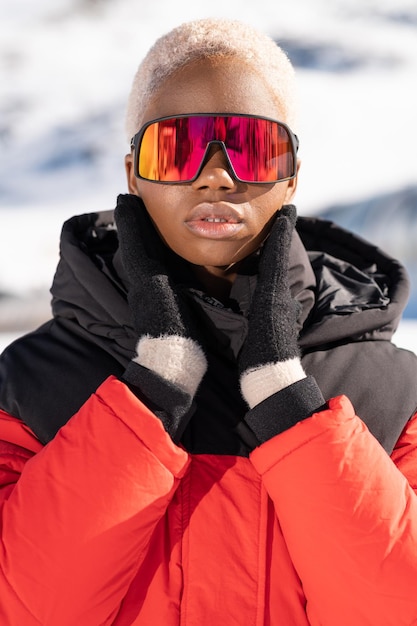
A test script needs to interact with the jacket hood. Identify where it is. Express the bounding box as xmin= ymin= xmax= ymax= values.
xmin=50 ymin=210 xmax=137 ymax=365
xmin=297 ymin=216 xmax=410 ymax=349
xmin=50 ymin=206 xmax=411 ymax=361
